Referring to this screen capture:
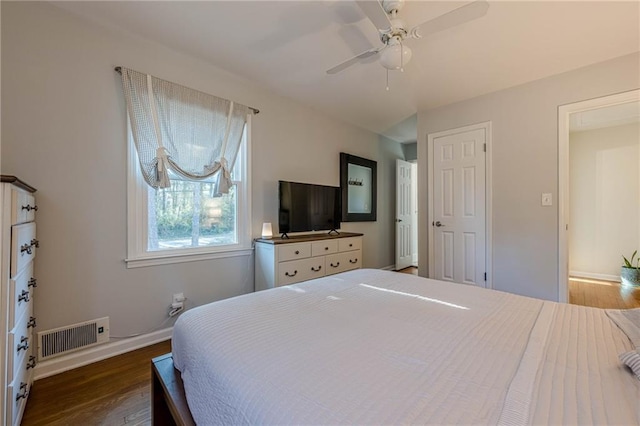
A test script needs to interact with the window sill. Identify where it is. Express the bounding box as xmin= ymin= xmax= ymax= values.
xmin=125 ymin=246 xmax=253 ymax=269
